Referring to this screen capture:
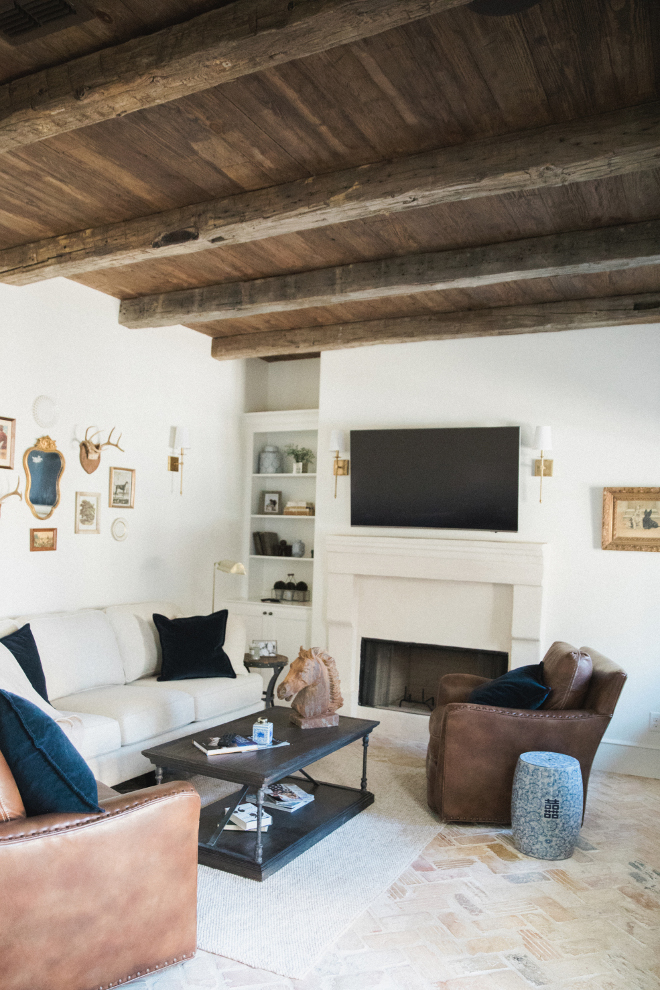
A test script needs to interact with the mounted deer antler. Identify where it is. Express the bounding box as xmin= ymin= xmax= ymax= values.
xmin=0 ymin=477 xmax=22 ymax=517
xmin=79 ymin=427 xmax=124 ymax=474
